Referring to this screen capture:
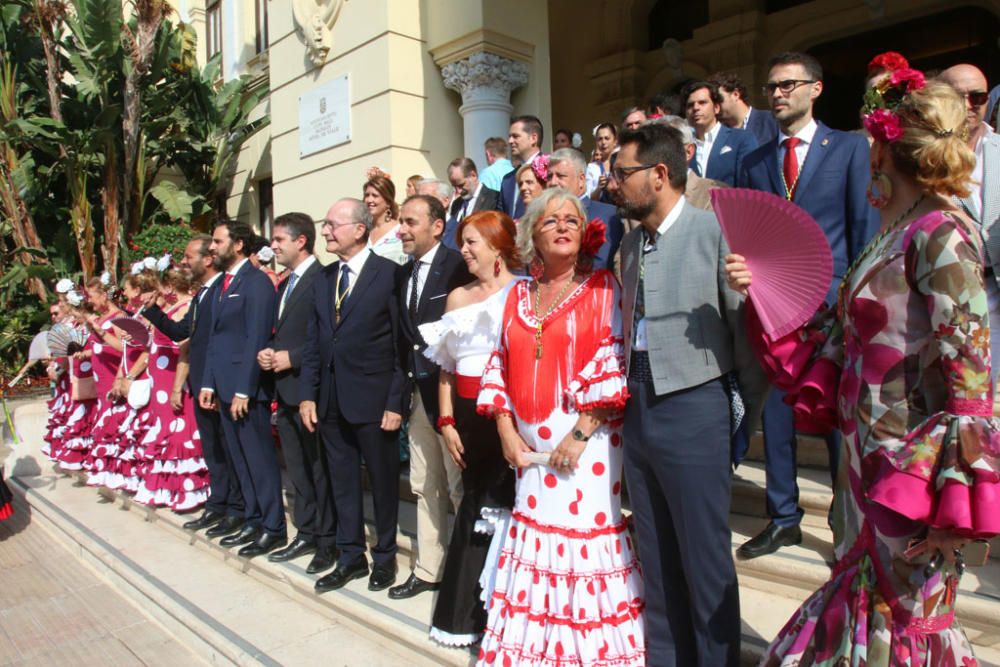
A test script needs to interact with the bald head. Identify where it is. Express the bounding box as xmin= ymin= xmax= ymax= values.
xmin=939 ymin=64 xmax=990 ymax=141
